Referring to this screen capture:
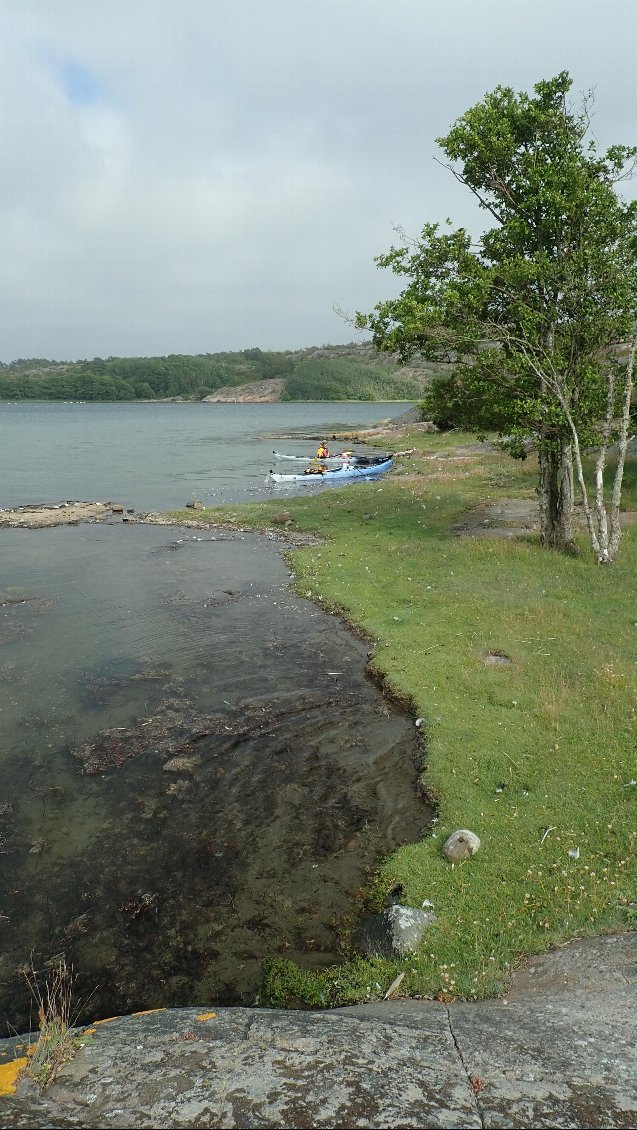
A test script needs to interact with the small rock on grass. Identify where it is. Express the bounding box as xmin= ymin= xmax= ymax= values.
xmin=353 ymin=904 xmax=436 ymax=958
xmin=442 ymin=829 xmax=481 ymax=862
